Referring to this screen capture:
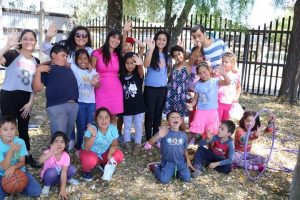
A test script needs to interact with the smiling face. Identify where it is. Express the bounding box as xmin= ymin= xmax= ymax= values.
xmin=167 ymin=112 xmax=182 ymax=130
xmin=125 ymin=57 xmax=136 ymax=74
xmin=244 ymin=116 xmax=255 ymax=131
xmin=74 ymin=29 xmax=89 ymax=48
xmin=96 ymin=110 xmax=111 ymax=132
xmin=222 ymin=57 xmax=233 ymax=72
xmin=197 ymin=65 xmax=211 ymax=82
xmin=20 ymin=31 xmax=37 ymax=52
xmin=0 ymin=122 xmax=17 ymax=143
xmin=77 ymin=53 xmax=89 ymax=69
xmin=172 ymin=51 xmax=185 ymax=63
xmin=52 ymin=136 xmax=66 ymax=153
xmin=156 ymin=33 xmax=168 ymax=50
xmin=109 ymin=34 xmax=121 ymax=50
